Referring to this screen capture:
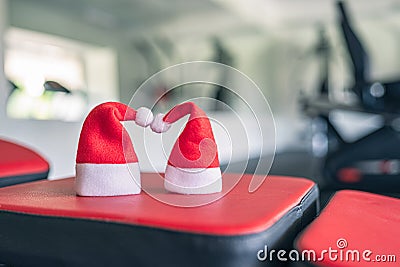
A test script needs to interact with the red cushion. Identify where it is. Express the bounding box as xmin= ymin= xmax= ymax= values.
xmin=0 ymin=173 xmax=315 ymax=235
xmin=0 ymin=139 xmax=49 ymax=178
xmin=296 ymin=190 xmax=400 ymax=266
